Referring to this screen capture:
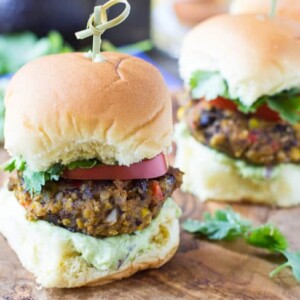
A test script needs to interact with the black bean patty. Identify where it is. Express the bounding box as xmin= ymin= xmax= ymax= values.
xmin=185 ymin=101 xmax=300 ymax=165
xmin=8 ymin=167 xmax=183 ymax=237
